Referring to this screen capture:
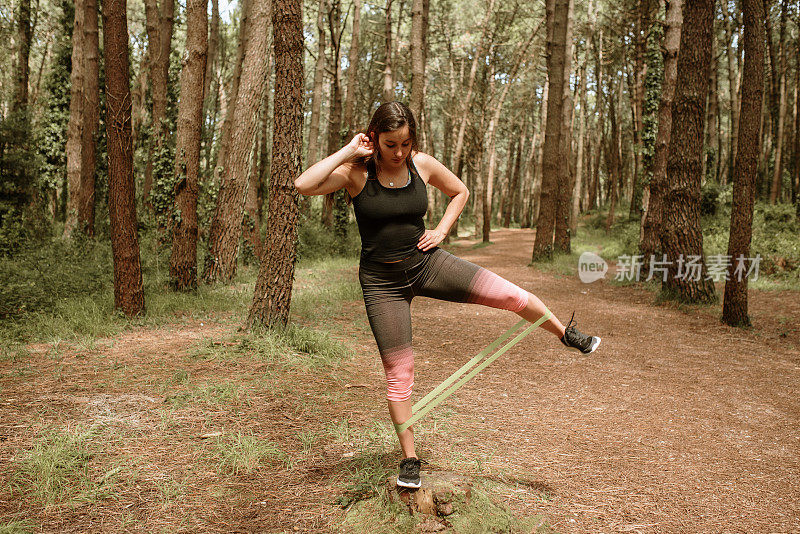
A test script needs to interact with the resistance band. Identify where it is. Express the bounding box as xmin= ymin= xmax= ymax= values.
xmin=394 ymin=309 xmax=552 ymax=434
